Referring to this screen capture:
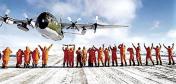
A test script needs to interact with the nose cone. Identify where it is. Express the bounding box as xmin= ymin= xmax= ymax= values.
xmin=36 ymin=12 xmax=49 ymax=29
